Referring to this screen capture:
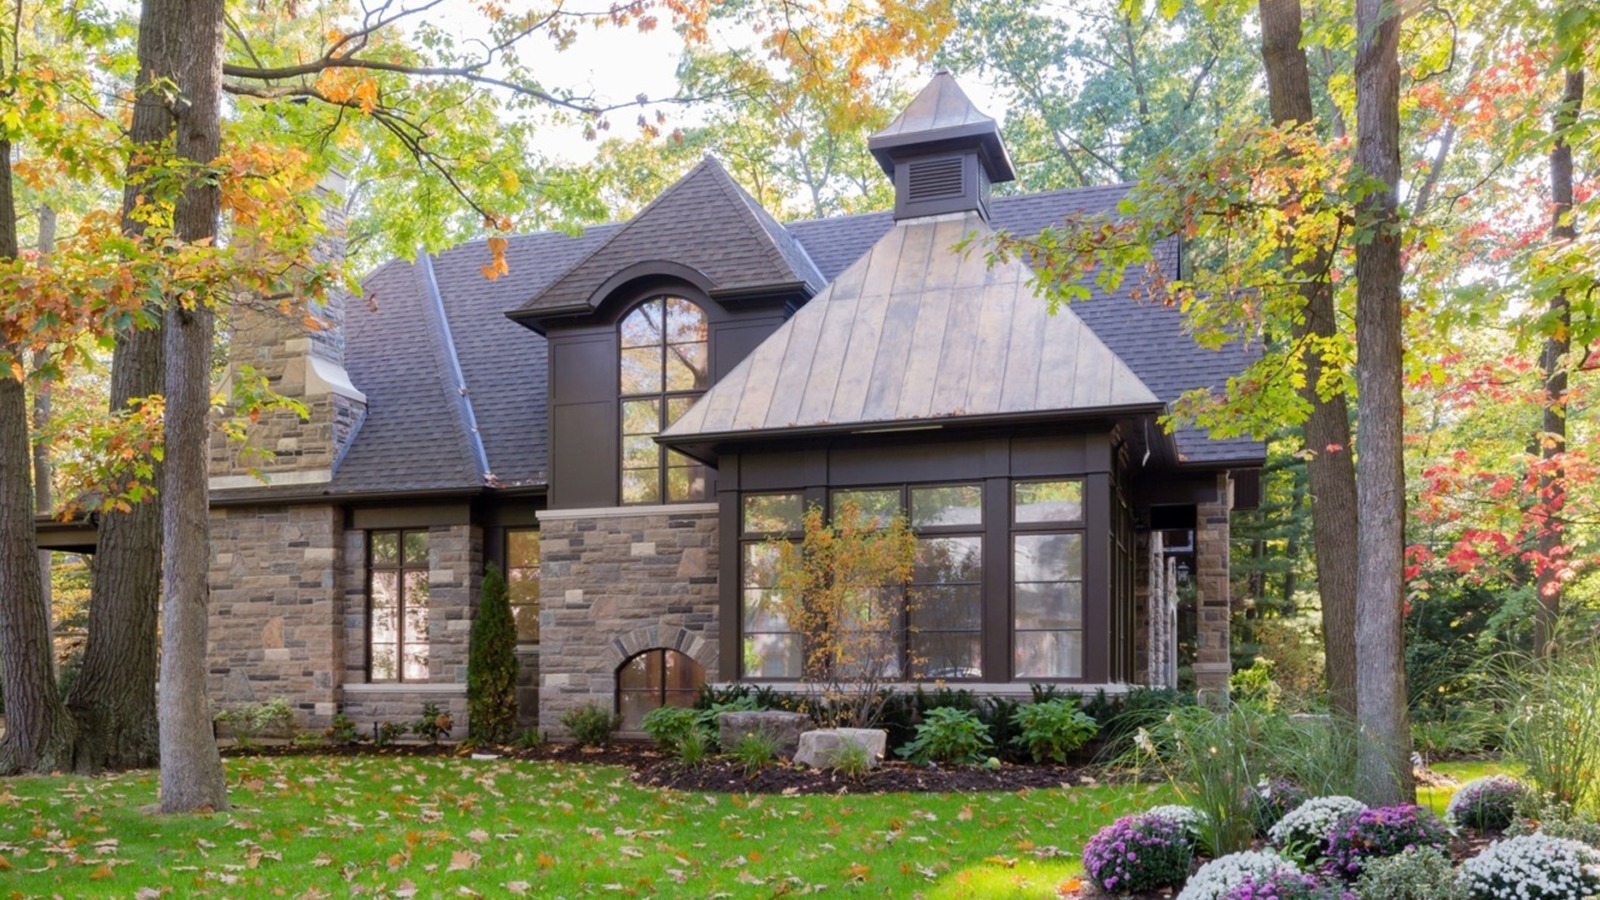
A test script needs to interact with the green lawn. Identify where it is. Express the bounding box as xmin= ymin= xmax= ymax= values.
xmin=0 ymin=755 xmax=1176 ymax=899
